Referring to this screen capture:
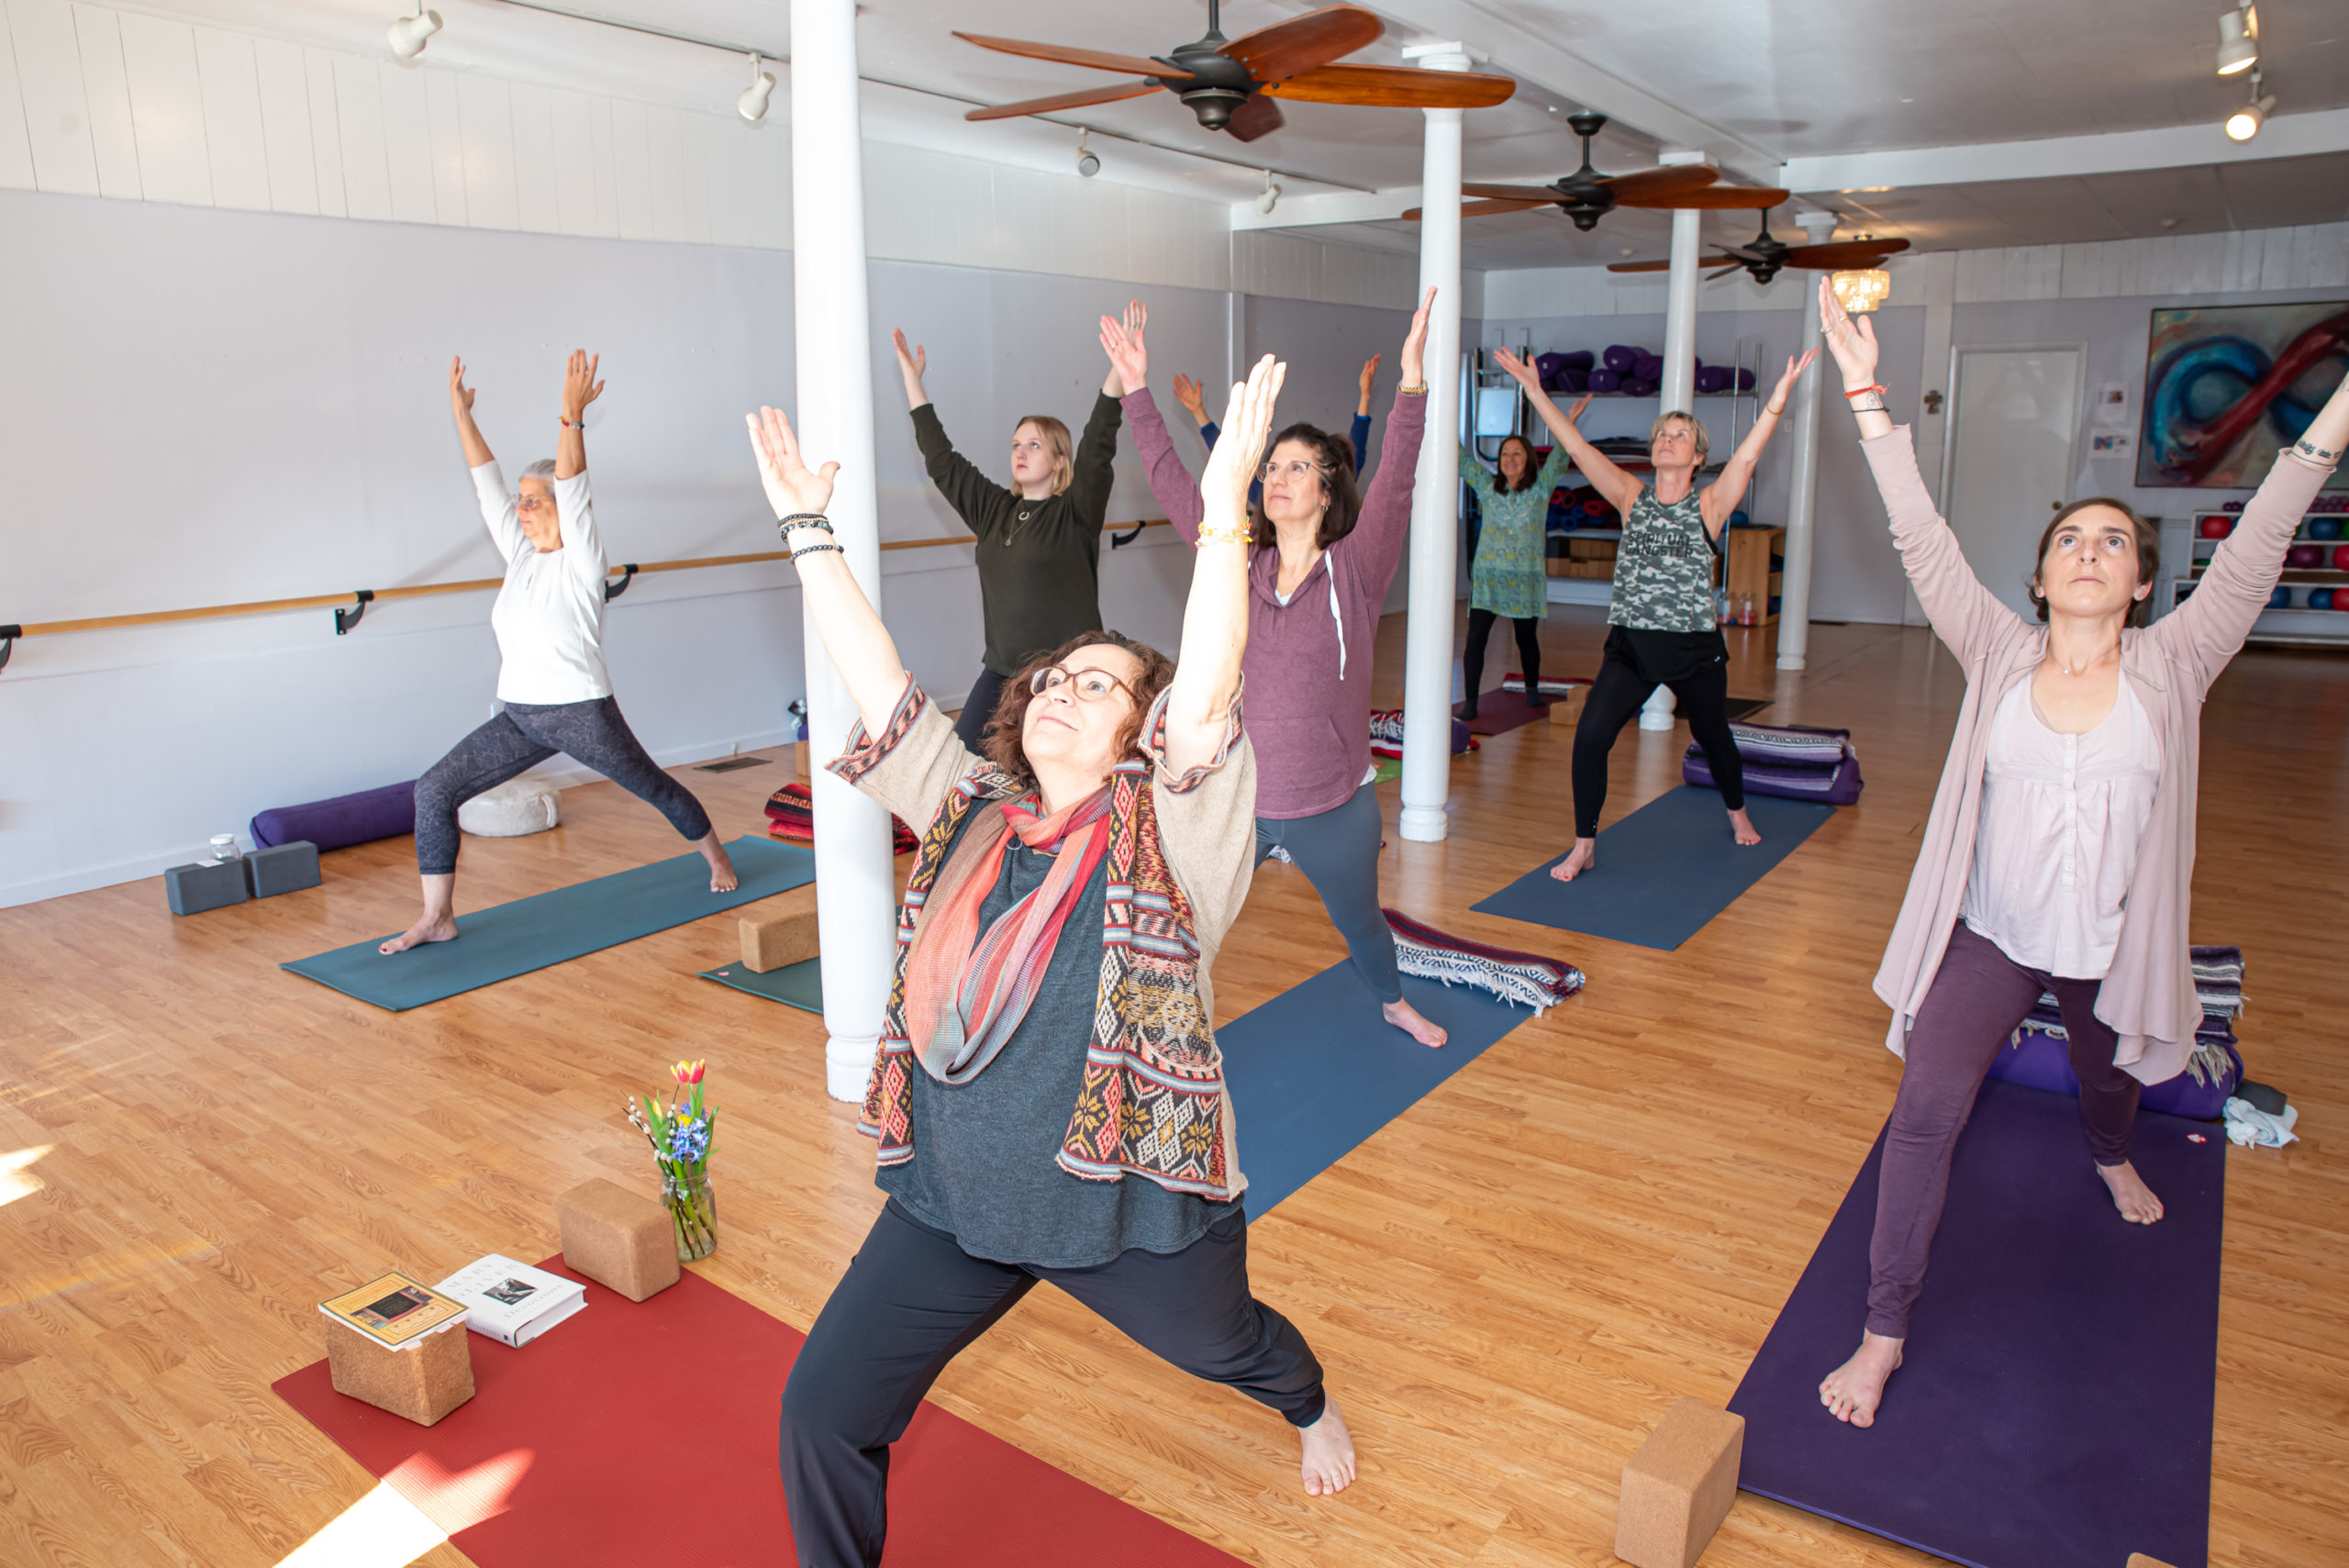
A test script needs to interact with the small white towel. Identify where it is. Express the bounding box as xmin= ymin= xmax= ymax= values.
xmin=2221 ymin=1096 xmax=2299 ymax=1148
